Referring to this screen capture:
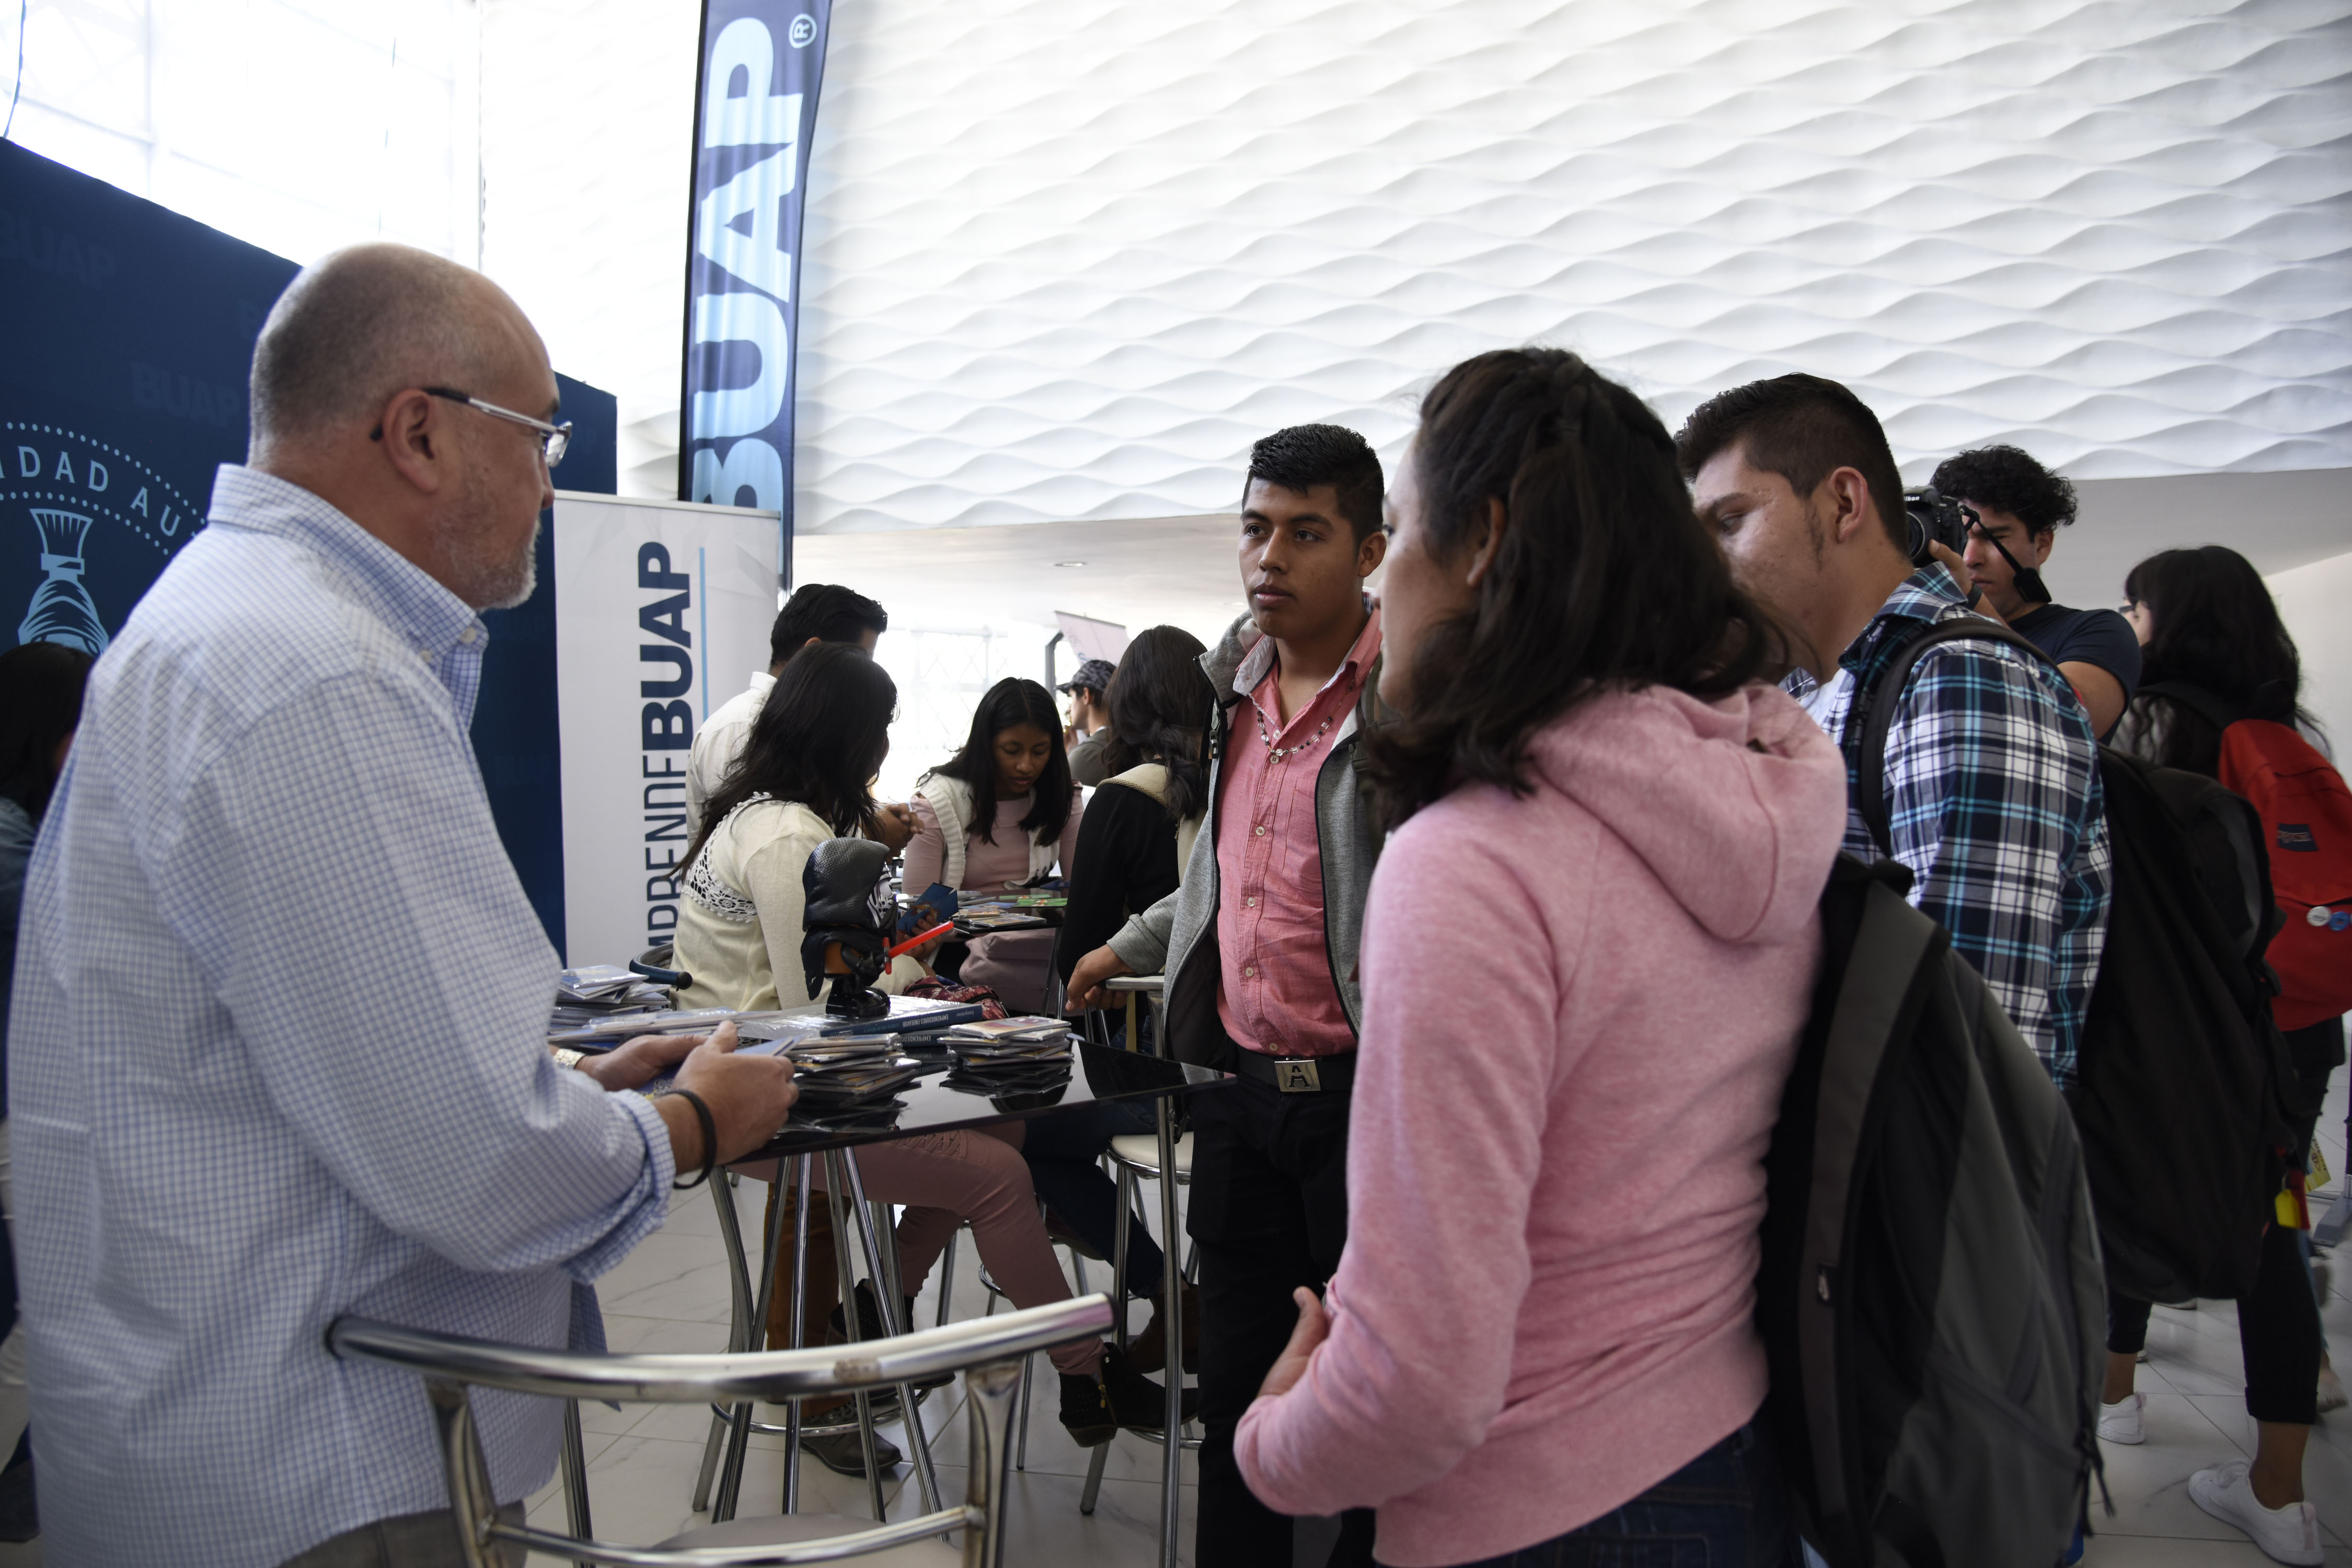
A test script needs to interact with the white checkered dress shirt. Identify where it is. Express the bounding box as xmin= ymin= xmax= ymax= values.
xmin=10 ymin=466 xmax=675 ymax=1566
